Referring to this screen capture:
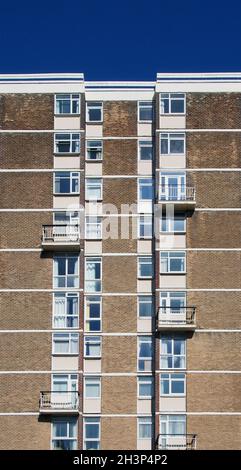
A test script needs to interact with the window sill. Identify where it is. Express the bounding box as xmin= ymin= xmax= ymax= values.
xmin=54 ymin=113 xmax=81 ymax=117
xmin=84 ymin=356 xmax=101 ymax=360
xmin=138 ymin=120 xmax=153 ymax=124
xmin=138 ymin=277 xmax=153 ymax=280
xmin=85 ymin=199 xmax=103 ymax=203
xmin=52 ymin=353 xmax=79 ymax=357
xmin=86 ymin=121 xmax=103 ymax=124
xmin=160 ymin=272 xmax=186 ymax=275
xmin=160 ymin=113 xmax=186 ymax=117
xmin=54 ymin=153 xmax=81 ymax=156
xmin=53 ymin=193 xmax=80 ymax=196
xmin=85 ymin=159 xmax=103 ymax=163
